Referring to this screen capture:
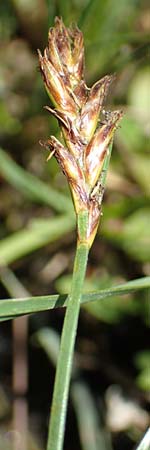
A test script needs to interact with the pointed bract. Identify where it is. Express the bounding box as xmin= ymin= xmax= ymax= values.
xmin=39 ymin=18 xmax=123 ymax=247
xmin=85 ymin=110 xmax=123 ymax=188
xmin=87 ymin=200 xmax=101 ymax=247
xmin=52 ymin=18 xmax=73 ymax=77
xmin=43 ymin=136 xmax=88 ymax=213
xmin=69 ymin=26 xmax=84 ymax=83
xmin=38 ymin=49 xmax=77 ymax=119
xmin=80 ymin=75 xmax=113 ymax=142
xmin=48 ymin=27 xmax=68 ymax=82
